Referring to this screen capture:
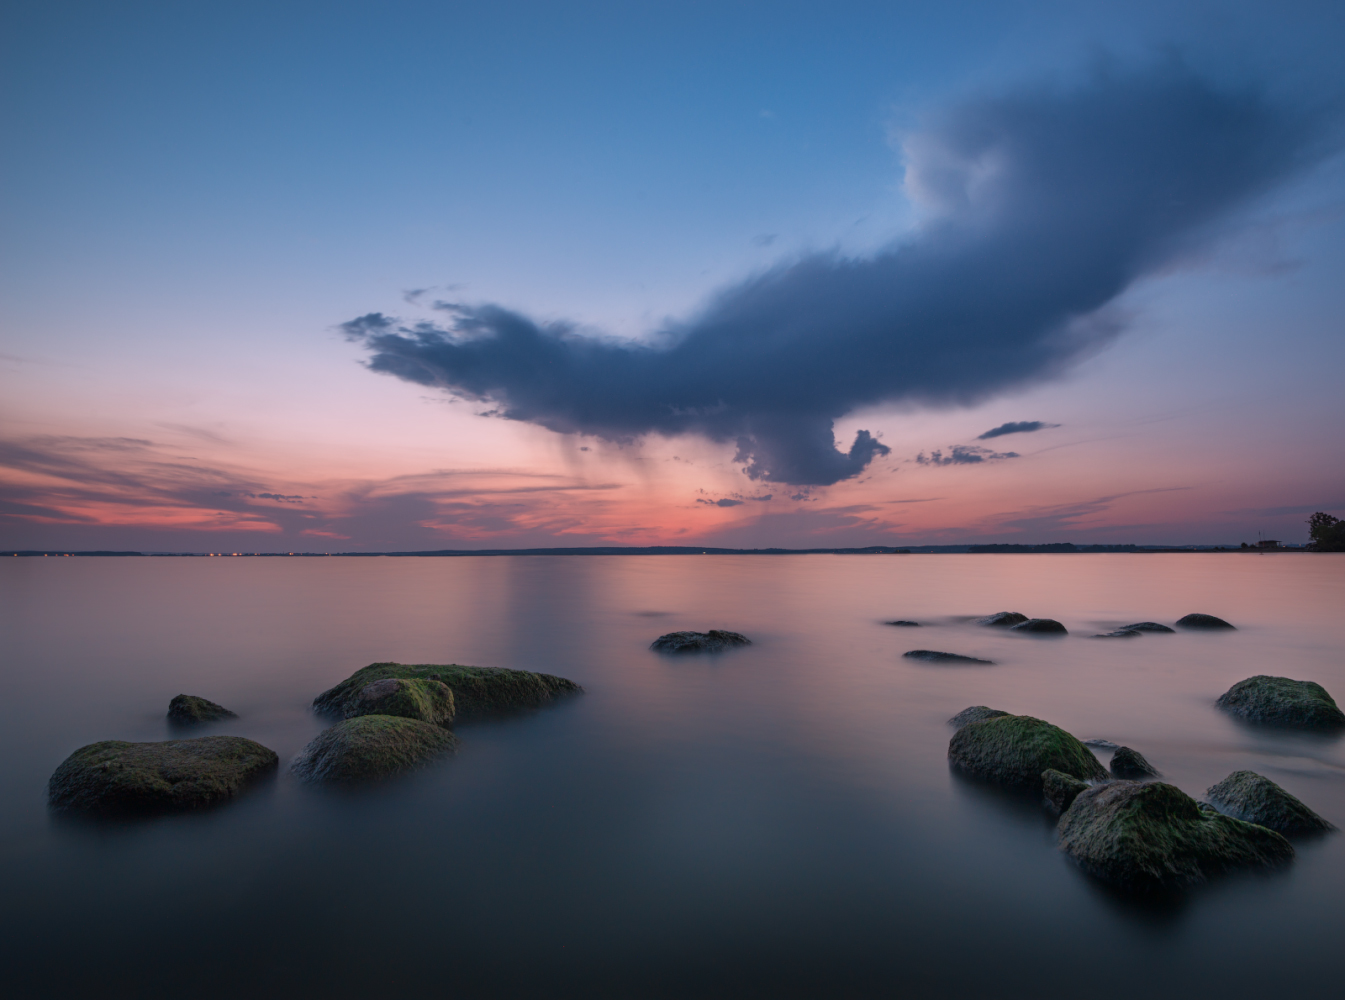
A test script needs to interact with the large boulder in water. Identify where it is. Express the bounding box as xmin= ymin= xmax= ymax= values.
xmin=1110 ymin=746 xmax=1159 ymax=779
xmin=975 ymin=612 xmax=1027 ymax=627
xmin=651 ymin=630 xmax=751 ymax=653
xmin=48 ymin=736 xmax=277 ymax=814
xmin=348 ymin=677 xmax=454 ymax=725
xmin=1058 ymin=780 xmax=1294 ymax=889
xmin=1215 ymin=675 xmax=1345 ymax=729
xmin=948 ymin=706 xmax=1012 ymax=728
xmin=314 ymin=663 xmax=581 ymax=720
xmin=1009 ymin=618 xmax=1068 ymax=635
xmin=1176 ymin=613 xmax=1235 ymax=629
xmin=948 ymin=715 xmax=1106 ymax=789
xmin=291 ymin=716 xmax=458 ymax=783
xmin=167 ymin=694 xmax=237 ymax=724
xmin=1205 ymin=771 xmax=1335 ymax=835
